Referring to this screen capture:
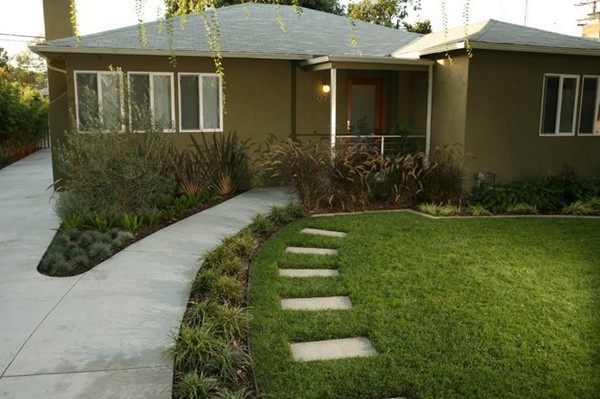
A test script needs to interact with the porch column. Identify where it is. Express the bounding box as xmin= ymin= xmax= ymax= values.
xmin=425 ymin=64 xmax=433 ymax=155
xmin=330 ymin=68 xmax=337 ymax=149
